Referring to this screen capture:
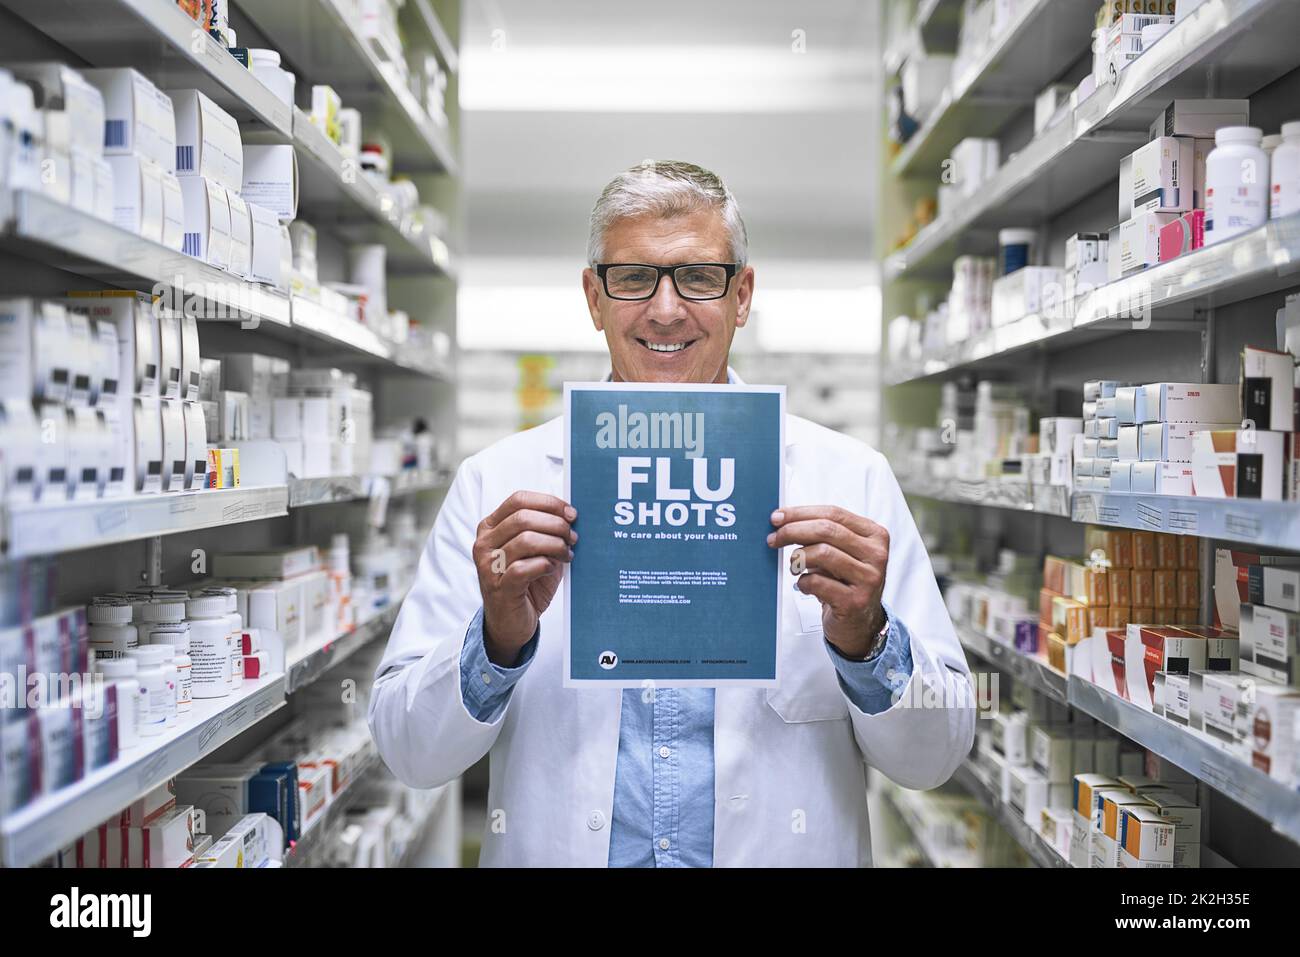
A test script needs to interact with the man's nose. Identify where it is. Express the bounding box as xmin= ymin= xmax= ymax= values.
xmin=645 ymin=271 xmax=687 ymax=324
